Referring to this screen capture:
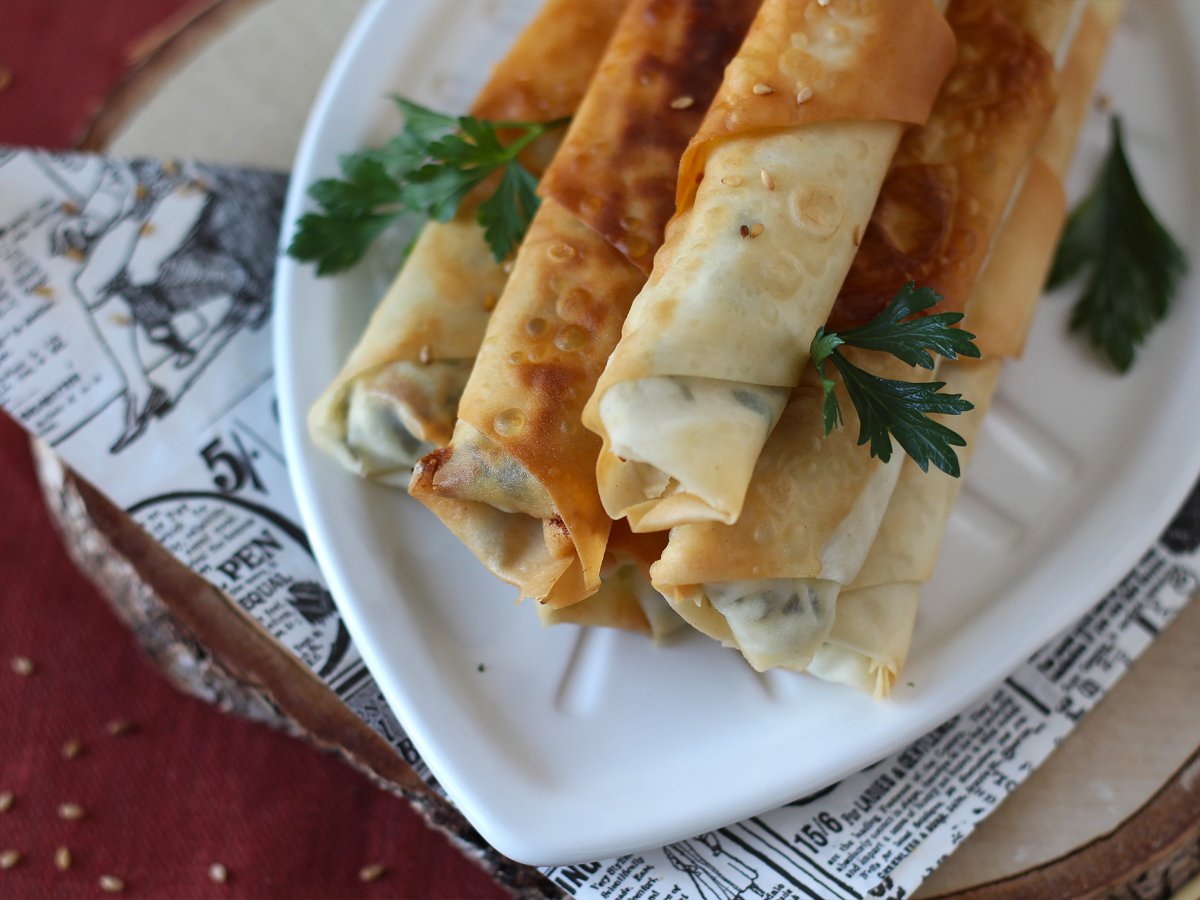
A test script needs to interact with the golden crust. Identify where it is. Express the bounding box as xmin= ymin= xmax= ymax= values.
xmin=969 ymin=0 xmax=1124 ymax=358
xmin=1039 ymin=1 xmax=1125 ymax=179
xmin=412 ymin=201 xmax=645 ymax=604
xmin=411 ymin=0 xmax=763 ymax=604
xmin=463 ymin=204 xmax=643 ymax=582
xmin=470 ymin=0 xmax=629 ymax=123
xmin=830 ymin=0 xmax=1062 ymax=327
xmin=538 ymin=523 xmax=668 ymax=634
xmin=541 ymin=0 xmax=759 ymax=273
xmin=987 ymin=0 xmax=1080 ymax=52
xmin=308 ymin=0 xmax=627 ymax=476
xmin=677 ymin=0 xmax=957 ymax=209
xmin=970 ymin=160 xmax=1065 ymax=358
